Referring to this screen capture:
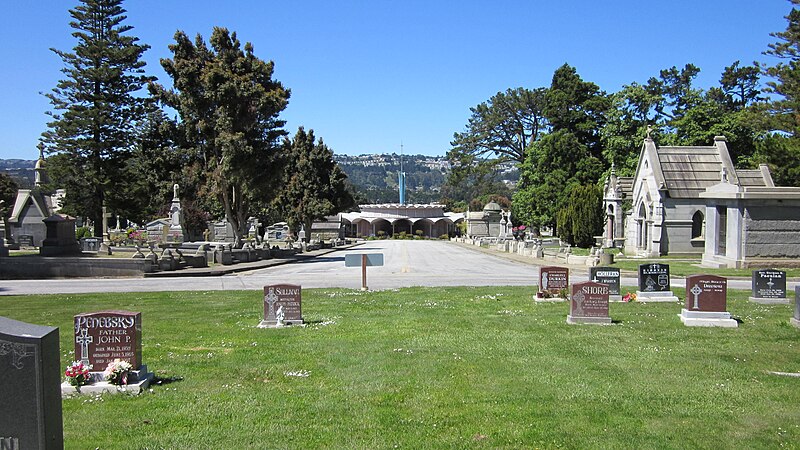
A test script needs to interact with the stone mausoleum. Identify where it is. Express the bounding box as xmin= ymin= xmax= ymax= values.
xmin=7 ymin=146 xmax=65 ymax=247
xmin=603 ymin=135 xmax=773 ymax=257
